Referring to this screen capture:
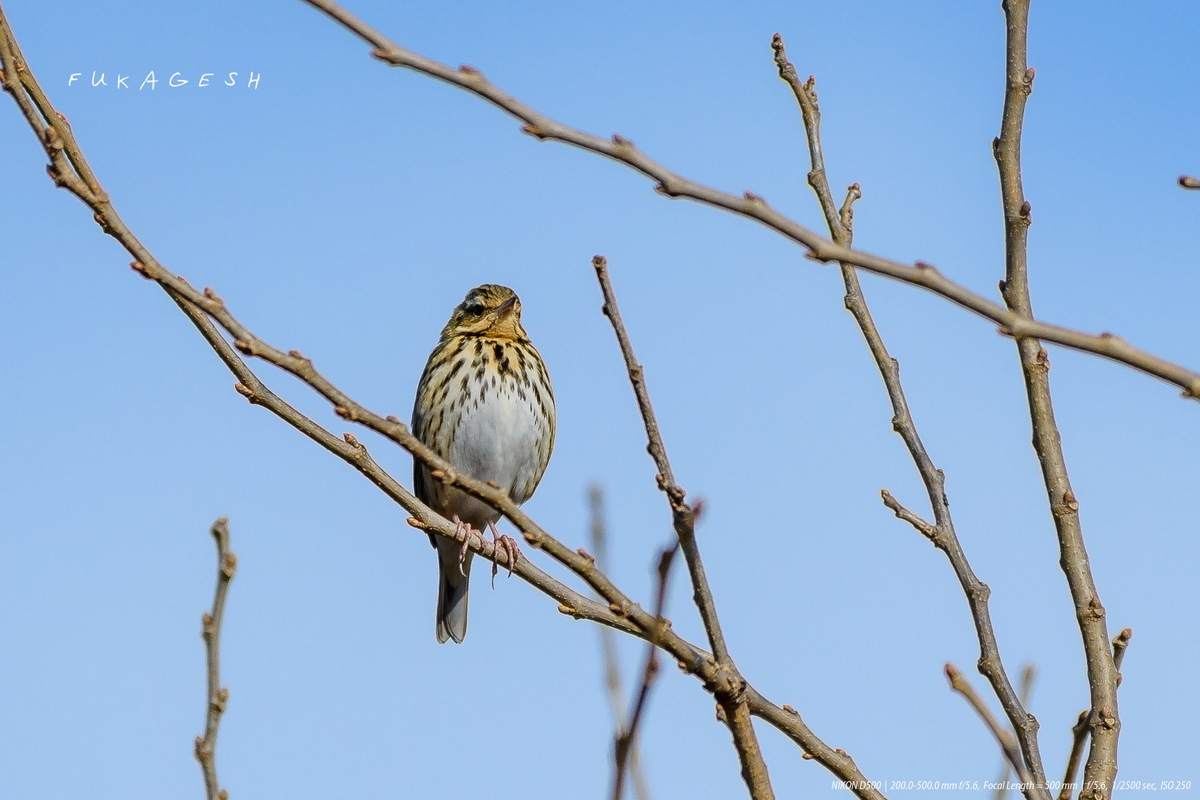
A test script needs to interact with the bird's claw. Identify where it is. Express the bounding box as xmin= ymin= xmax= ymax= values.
xmin=487 ymin=520 xmax=521 ymax=588
xmin=452 ymin=515 xmax=480 ymax=577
